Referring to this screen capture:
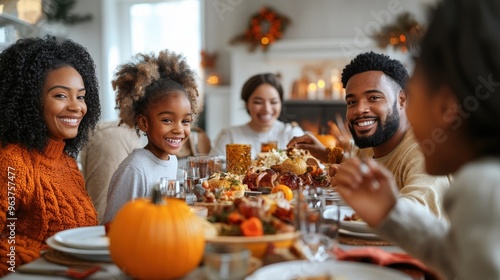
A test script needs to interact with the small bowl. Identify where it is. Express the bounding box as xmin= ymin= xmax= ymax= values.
xmin=205 ymin=231 xmax=299 ymax=259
